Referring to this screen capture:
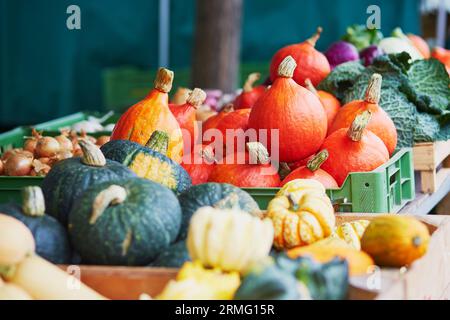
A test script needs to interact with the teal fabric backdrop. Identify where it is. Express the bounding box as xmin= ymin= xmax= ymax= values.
xmin=0 ymin=0 xmax=421 ymax=127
